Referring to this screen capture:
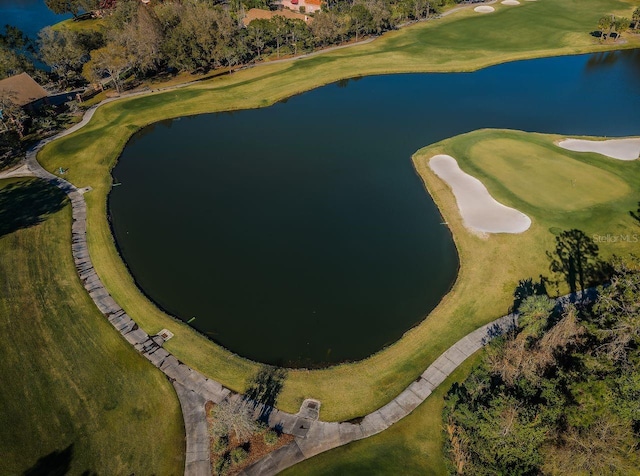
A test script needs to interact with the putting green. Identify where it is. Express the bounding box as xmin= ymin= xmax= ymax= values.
xmin=466 ymin=138 xmax=631 ymax=212
xmin=295 ymin=129 xmax=640 ymax=474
